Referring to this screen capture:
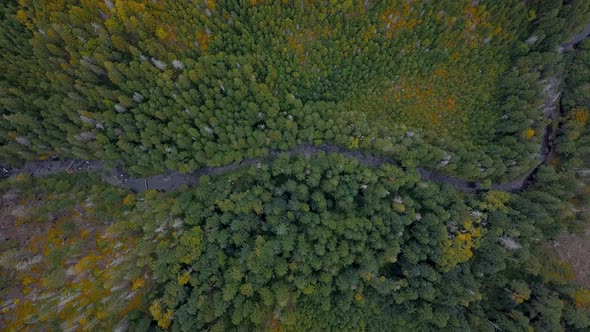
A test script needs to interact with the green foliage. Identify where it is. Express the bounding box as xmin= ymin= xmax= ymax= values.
xmin=1 ymin=154 xmax=589 ymax=330
xmin=1 ymin=0 xmax=590 ymax=331
xmin=1 ymin=0 xmax=587 ymax=180
xmin=552 ymin=39 xmax=590 ymax=231
xmin=124 ymin=154 xmax=486 ymax=330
